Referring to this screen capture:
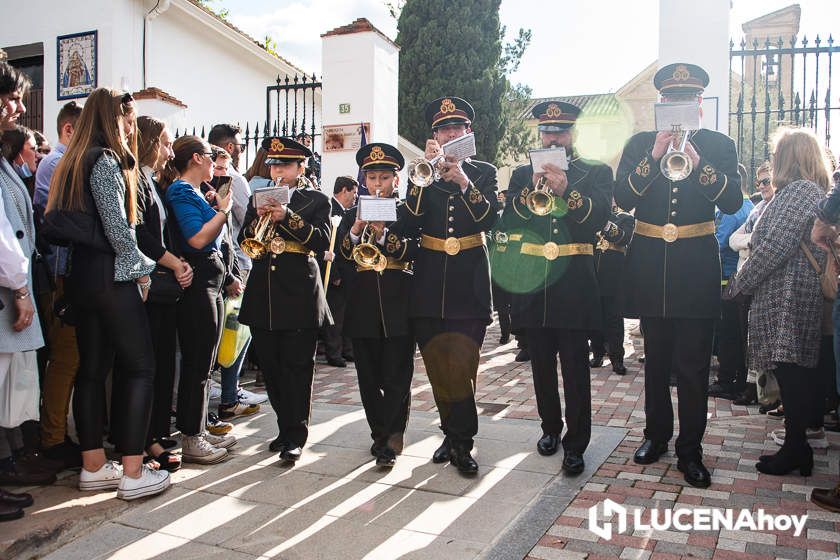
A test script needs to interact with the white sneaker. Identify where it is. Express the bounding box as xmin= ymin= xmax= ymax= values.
xmin=238 ymin=388 xmax=268 ymax=405
xmin=769 ymin=428 xmax=829 ymax=449
xmin=209 ymin=379 xmax=222 ymax=401
xmin=182 ymin=435 xmax=228 ymax=464
xmin=79 ymin=460 xmax=123 ymax=491
xmin=117 ymin=465 xmax=171 ymax=501
xmin=204 ymin=432 xmax=237 ymax=449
